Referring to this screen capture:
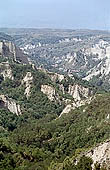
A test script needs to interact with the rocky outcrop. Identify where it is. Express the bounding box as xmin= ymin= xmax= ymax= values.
xmin=60 ymin=104 xmax=72 ymax=116
xmin=0 ymin=41 xmax=29 ymax=64
xmin=68 ymin=84 xmax=93 ymax=101
xmin=86 ymin=140 xmax=110 ymax=169
xmin=41 ymin=85 xmax=59 ymax=102
xmin=0 ymin=41 xmax=15 ymax=56
xmin=22 ymin=72 xmax=33 ymax=98
xmin=58 ymin=84 xmax=65 ymax=94
xmin=49 ymin=73 xmax=64 ymax=83
xmin=41 ymin=82 xmax=93 ymax=116
xmin=0 ymin=95 xmax=21 ymax=115
xmin=60 ymin=96 xmax=93 ymax=117
xmin=15 ymin=46 xmax=29 ymax=64
xmin=82 ymin=40 xmax=110 ymax=81
xmin=0 ymin=62 xmax=14 ymax=80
